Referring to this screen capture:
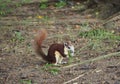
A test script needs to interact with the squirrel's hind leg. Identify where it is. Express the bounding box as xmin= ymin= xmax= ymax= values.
xmin=55 ymin=51 xmax=67 ymax=65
